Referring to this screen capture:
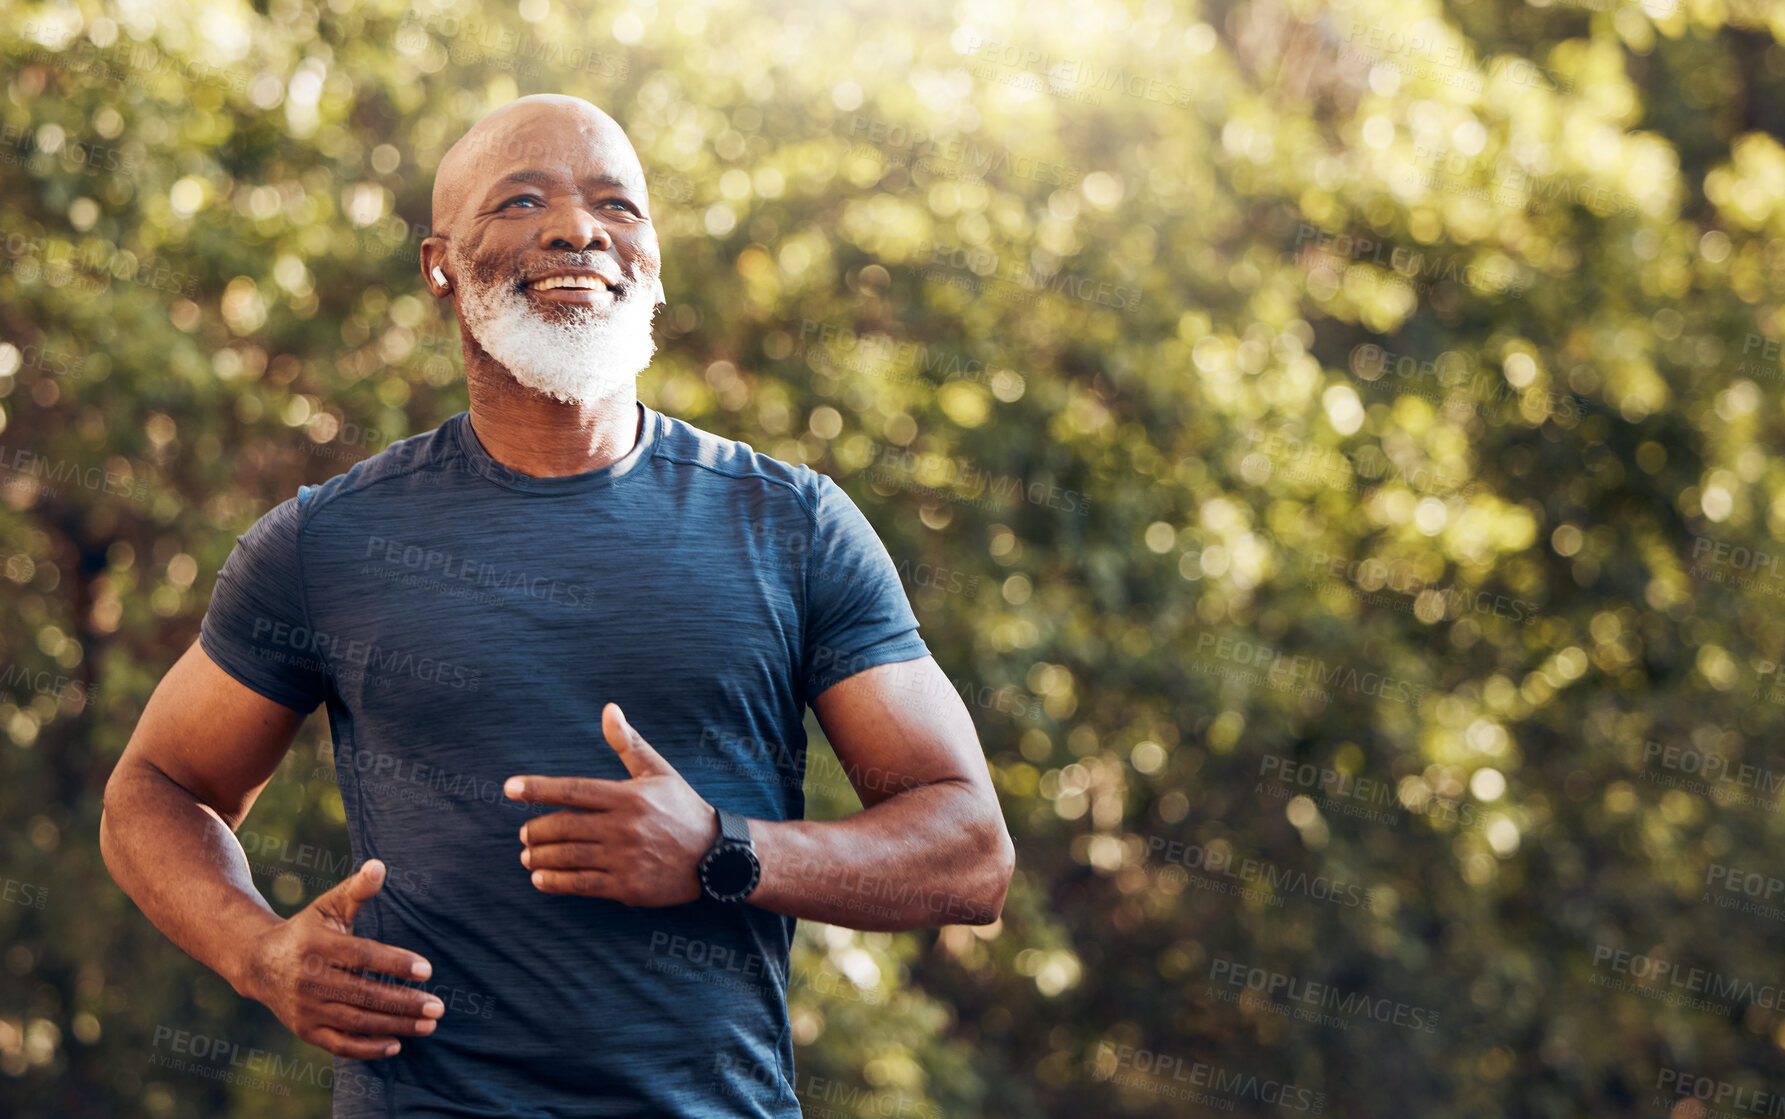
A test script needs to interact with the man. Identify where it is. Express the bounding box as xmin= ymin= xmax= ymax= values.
xmin=100 ymin=94 xmax=1014 ymax=1118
